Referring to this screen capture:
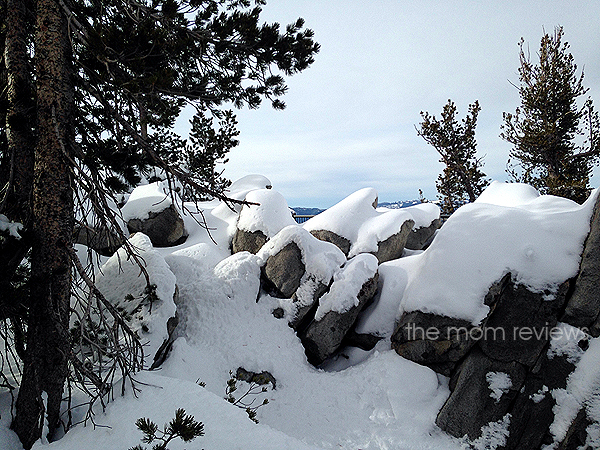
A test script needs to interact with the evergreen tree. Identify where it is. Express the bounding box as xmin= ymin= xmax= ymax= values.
xmin=501 ymin=27 xmax=600 ymax=203
xmin=417 ymin=99 xmax=489 ymax=214
xmin=0 ymin=1 xmax=319 ymax=447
